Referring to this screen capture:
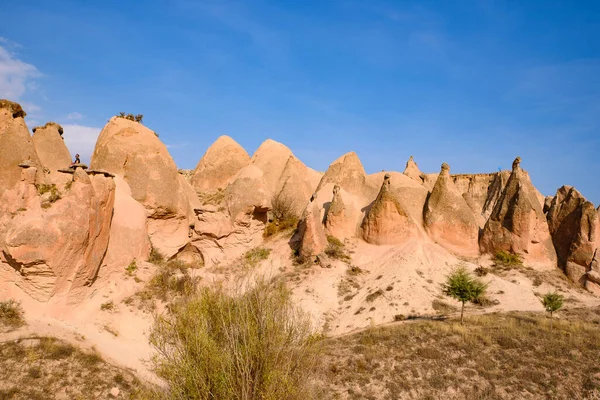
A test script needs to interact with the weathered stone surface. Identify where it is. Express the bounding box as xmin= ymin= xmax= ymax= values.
xmin=317 ymin=152 xmax=367 ymax=193
xmin=191 ymin=135 xmax=250 ymax=193
xmin=99 ymin=176 xmax=150 ymax=280
xmin=0 ymin=167 xmax=115 ymax=302
xmin=32 ymin=122 xmax=72 ymax=187
xmin=224 ymin=164 xmax=270 ymax=223
xmin=546 ymin=186 xmax=599 ymax=286
xmin=479 ymin=157 xmax=556 ymax=263
xmin=0 ymin=100 xmax=43 ymax=192
xmin=325 ymin=185 xmax=347 ymax=240
xmin=403 ymin=156 xmax=422 ymax=182
xmin=275 ymin=155 xmax=322 ymax=217
xmin=362 ymin=174 xmax=420 ymax=245
xmin=297 ymin=194 xmax=328 ymax=258
xmin=90 ymin=117 xmax=196 ymax=256
xmin=424 ymin=163 xmax=479 ymax=256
